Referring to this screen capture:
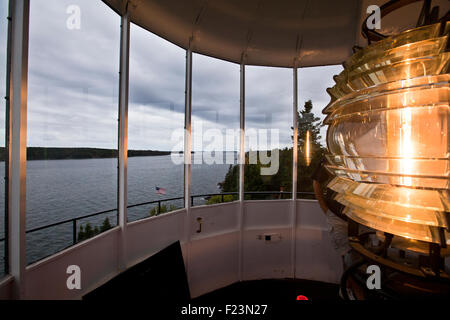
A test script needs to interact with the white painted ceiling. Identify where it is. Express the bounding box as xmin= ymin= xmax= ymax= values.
xmin=103 ymin=0 xmax=449 ymax=67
